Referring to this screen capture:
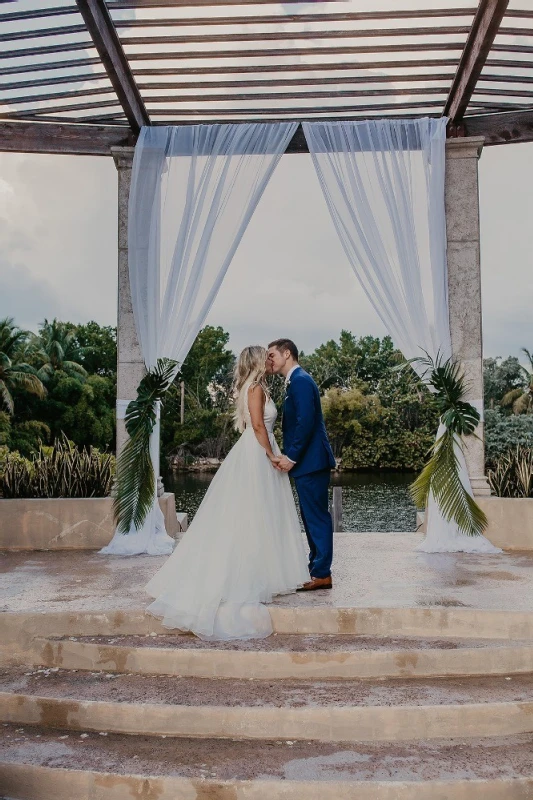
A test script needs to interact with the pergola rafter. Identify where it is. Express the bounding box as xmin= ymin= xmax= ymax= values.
xmin=444 ymin=0 xmax=510 ymax=125
xmin=75 ymin=0 xmax=150 ymax=132
xmin=0 ymin=0 xmax=532 ymax=152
